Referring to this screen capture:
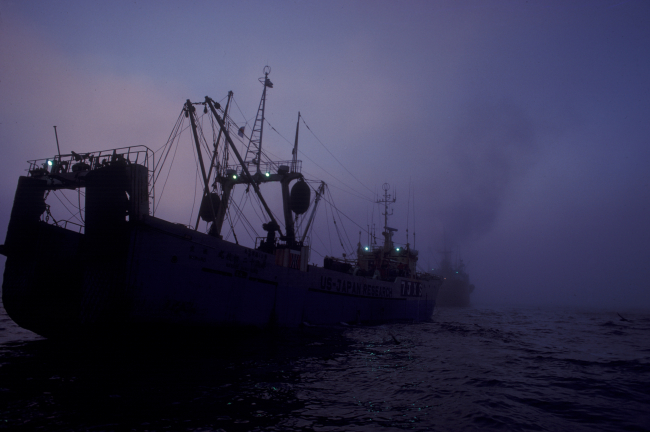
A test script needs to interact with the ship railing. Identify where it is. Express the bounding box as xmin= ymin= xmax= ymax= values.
xmin=27 ymin=145 xmax=154 ymax=180
xmin=28 ymin=145 xmax=156 ymax=220
xmin=254 ymin=236 xmax=311 ymax=251
xmin=223 ymin=159 xmax=302 ymax=177
xmin=416 ymin=271 xmax=440 ymax=281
